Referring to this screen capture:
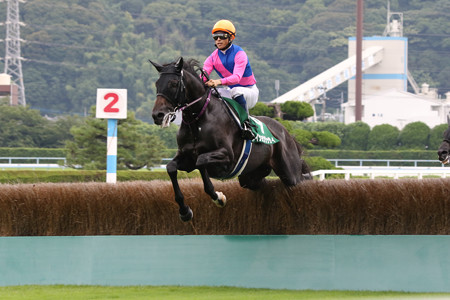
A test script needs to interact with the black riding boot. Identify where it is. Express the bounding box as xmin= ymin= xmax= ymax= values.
xmin=233 ymin=94 xmax=256 ymax=140
xmin=242 ymin=120 xmax=256 ymax=140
